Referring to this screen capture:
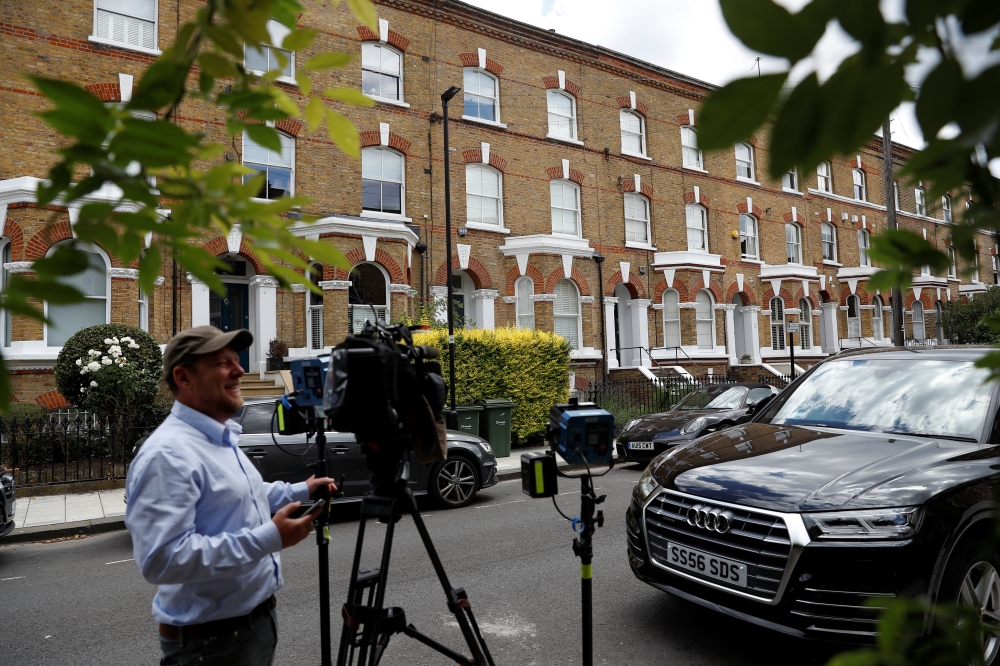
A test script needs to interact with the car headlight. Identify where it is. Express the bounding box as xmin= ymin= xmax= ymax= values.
xmin=802 ymin=507 xmax=922 ymax=541
xmin=680 ymin=417 xmax=707 ymax=436
xmin=479 ymin=440 xmax=492 ymax=454
xmin=623 ymin=418 xmax=642 ymax=433
xmin=634 ymin=463 xmax=660 ymax=504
